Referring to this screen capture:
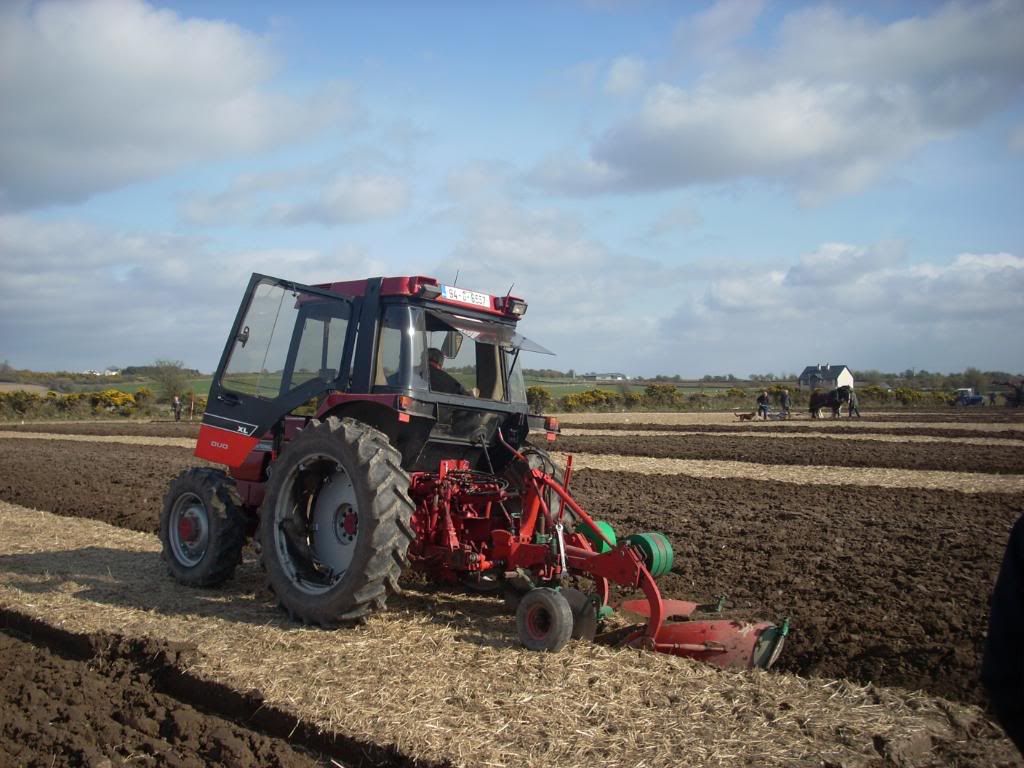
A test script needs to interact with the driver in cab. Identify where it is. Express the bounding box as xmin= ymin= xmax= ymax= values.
xmin=428 ymin=347 xmax=468 ymax=396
